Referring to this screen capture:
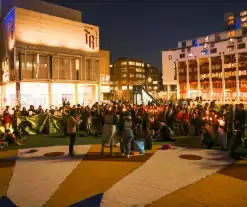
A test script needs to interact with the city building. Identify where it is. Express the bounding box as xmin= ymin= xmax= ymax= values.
xmin=145 ymin=64 xmax=163 ymax=99
xmin=162 ymin=11 xmax=247 ymax=103
xmin=0 ymin=0 xmax=111 ymax=109
xmin=110 ymin=57 xmax=162 ymax=101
